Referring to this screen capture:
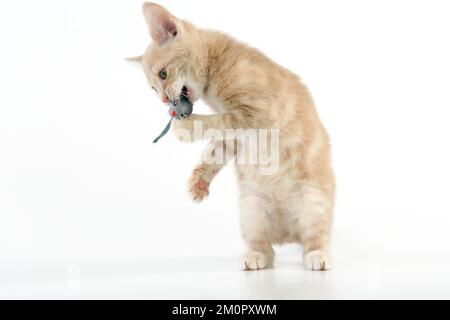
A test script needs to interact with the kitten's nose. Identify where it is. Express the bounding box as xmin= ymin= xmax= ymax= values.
xmin=162 ymin=95 xmax=170 ymax=103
